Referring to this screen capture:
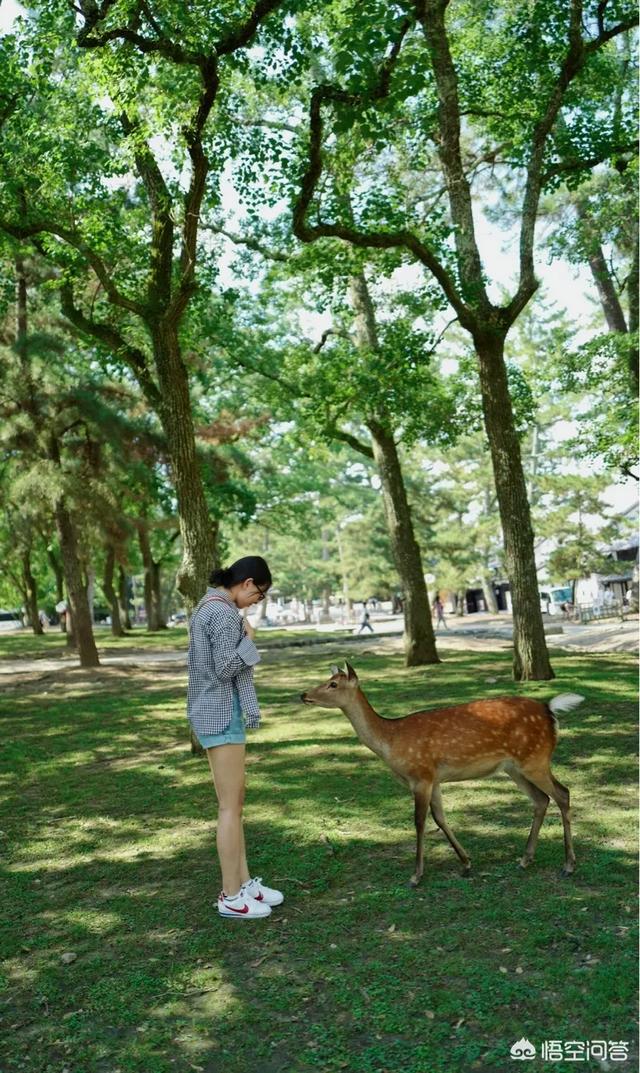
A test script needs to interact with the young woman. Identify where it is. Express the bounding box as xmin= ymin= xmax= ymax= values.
xmin=187 ymin=555 xmax=283 ymax=920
